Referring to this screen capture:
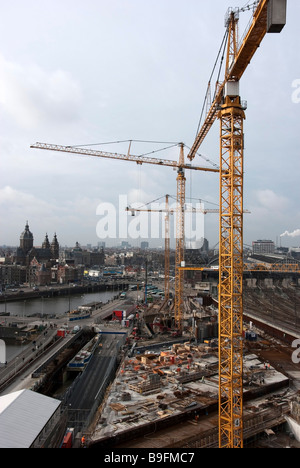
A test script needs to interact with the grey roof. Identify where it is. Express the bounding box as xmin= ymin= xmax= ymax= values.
xmin=0 ymin=389 xmax=61 ymax=448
